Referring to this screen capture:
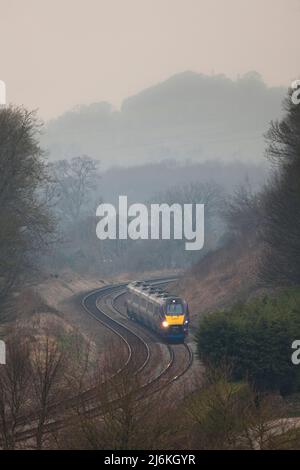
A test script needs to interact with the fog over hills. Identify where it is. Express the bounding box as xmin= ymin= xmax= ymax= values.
xmin=42 ymin=71 xmax=285 ymax=168
xmin=99 ymin=160 xmax=268 ymax=205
